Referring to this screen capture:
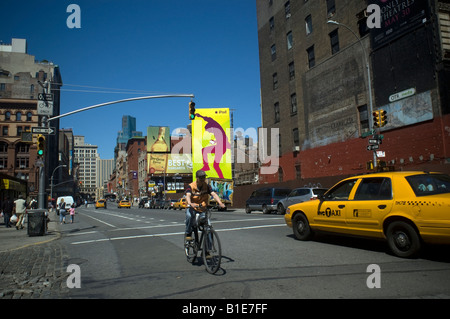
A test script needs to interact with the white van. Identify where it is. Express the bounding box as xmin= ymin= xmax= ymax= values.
xmin=56 ymin=196 xmax=74 ymax=214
